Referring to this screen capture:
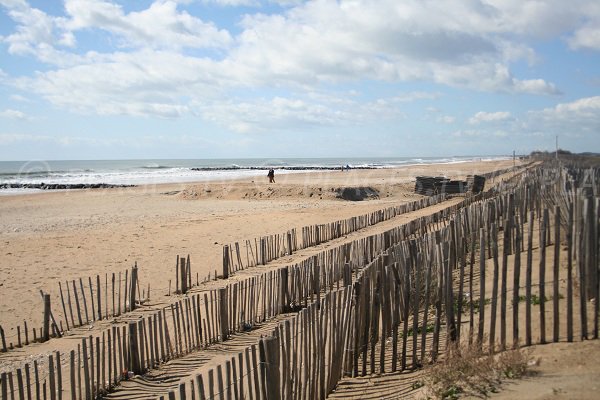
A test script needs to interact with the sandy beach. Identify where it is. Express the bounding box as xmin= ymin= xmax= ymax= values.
xmin=0 ymin=160 xmax=514 ymax=333
xmin=2 ymin=157 xmax=600 ymax=400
